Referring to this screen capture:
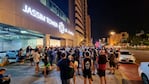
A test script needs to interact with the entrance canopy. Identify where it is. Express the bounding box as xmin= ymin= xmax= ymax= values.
xmin=0 ymin=23 xmax=44 ymax=40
